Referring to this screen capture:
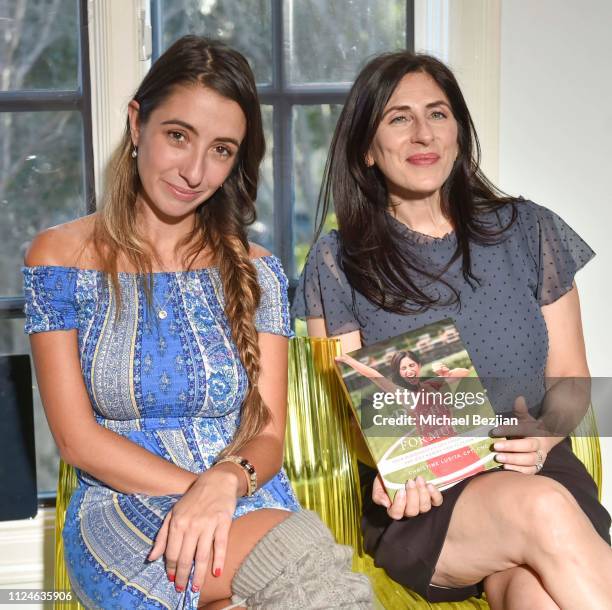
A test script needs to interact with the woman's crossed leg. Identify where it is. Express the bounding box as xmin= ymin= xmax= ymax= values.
xmin=432 ymin=471 xmax=612 ymax=609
